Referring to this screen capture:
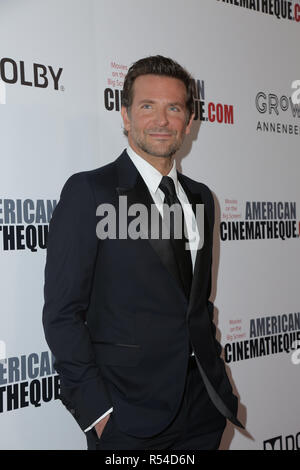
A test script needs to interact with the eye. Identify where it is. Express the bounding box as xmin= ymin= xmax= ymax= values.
xmin=169 ymin=106 xmax=180 ymax=112
xmin=141 ymin=104 xmax=152 ymax=109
